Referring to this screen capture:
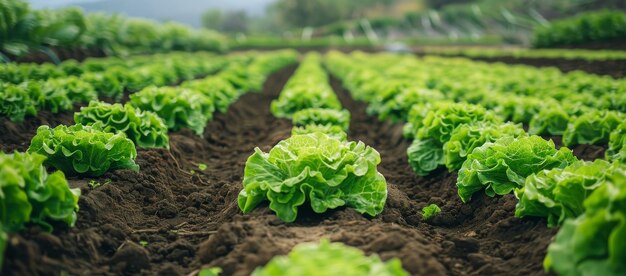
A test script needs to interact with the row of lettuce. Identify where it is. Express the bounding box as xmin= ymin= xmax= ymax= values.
xmin=1 ymin=0 xmax=227 ymax=61
xmin=0 ymin=50 xmax=299 ymax=269
xmin=325 ymin=51 xmax=626 ymax=276
xmin=0 ymin=52 xmax=228 ymax=122
xmin=230 ymin=53 xmax=409 ymax=275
